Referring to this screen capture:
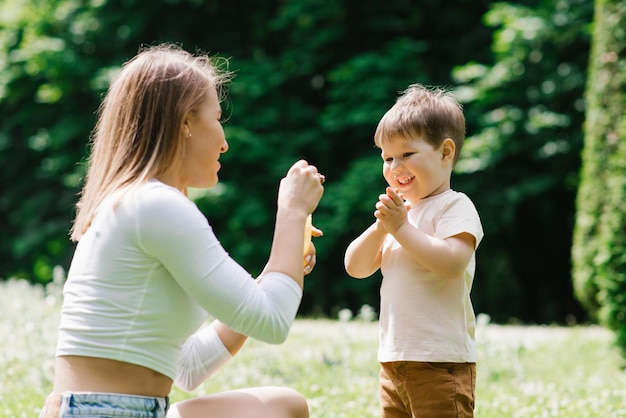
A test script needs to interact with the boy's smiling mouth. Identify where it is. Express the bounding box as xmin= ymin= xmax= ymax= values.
xmin=397 ymin=176 xmax=415 ymax=186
